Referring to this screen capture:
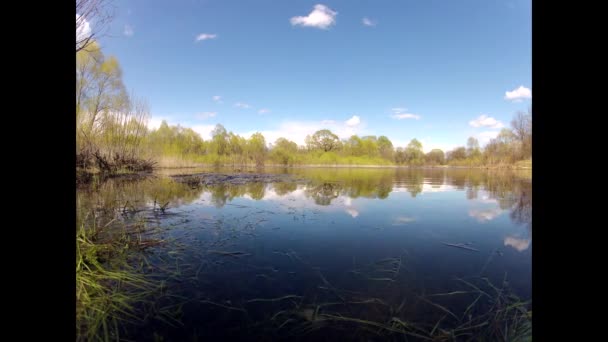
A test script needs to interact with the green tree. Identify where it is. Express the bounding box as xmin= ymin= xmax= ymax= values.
xmin=425 ymin=149 xmax=445 ymax=165
xmin=394 ymin=147 xmax=407 ymax=164
xmin=76 ymin=42 xmax=128 ymax=146
xmin=405 ymin=139 xmax=424 ymax=165
xmin=345 ymin=135 xmax=363 ymax=156
xmin=310 ymin=129 xmax=340 ymax=152
xmin=377 ymin=136 xmax=394 ymax=160
xmin=270 ymin=138 xmax=298 ymax=165
xmin=466 ymin=137 xmax=481 ymax=157
xmin=211 ymin=124 xmax=228 ymax=155
xmin=360 ymin=136 xmax=379 ymax=157
xmin=248 ymin=132 xmax=267 ymax=166
xmin=447 ymin=147 xmax=467 ymax=161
